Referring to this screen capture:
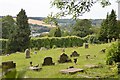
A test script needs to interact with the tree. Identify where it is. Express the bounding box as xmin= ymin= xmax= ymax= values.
xmin=107 ymin=9 xmax=118 ymax=40
xmin=99 ymin=10 xmax=119 ymax=42
xmin=54 ymin=27 xmax=61 ymax=37
xmin=51 ymin=0 xmax=111 ymax=19
xmin=2 ymin=15 xmax=16 ymax=39
xmin=49 ymin=27 xmax=56 ymax=37
xmin=43 ymin=13 xmax=58 ymax=26
xmin=72 ymin=19 xmax=92 ymax=37
xmin=98 ymin=13 xmax=109 ymax=42
xmin=117 ymin=20 xmax=120 ymax=38
xmin=7 ymin=9 xmax=31 ymax=53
